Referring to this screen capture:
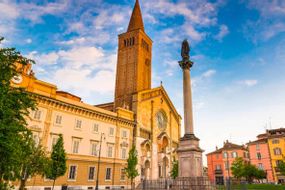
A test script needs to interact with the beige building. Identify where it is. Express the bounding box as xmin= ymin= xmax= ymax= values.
xmin=13 ymin=0 xmax=181 ymax=189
